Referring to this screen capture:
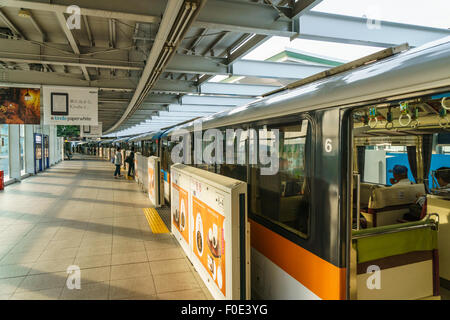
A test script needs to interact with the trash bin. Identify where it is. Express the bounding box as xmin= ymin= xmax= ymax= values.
xmin=0 ymin=170 xmax=4 ymax=191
